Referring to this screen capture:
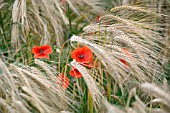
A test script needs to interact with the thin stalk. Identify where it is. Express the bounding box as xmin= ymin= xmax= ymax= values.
xmin=149 ymin=95 xmax=153 ymax=113
xmin=58 ymin=40 xmax=69 ymax=73
xmin=0 ymin=11 xmax=11 ymax=61
xmin=88 ymin=90 xmax=93 ymax=113
xmin=107 ymin=77 xmax=111 ymax=102
xmin=67 ymin=4 xmax=73 ymax=36
xmin=27 ymin=32 xmax=32 ymax=65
